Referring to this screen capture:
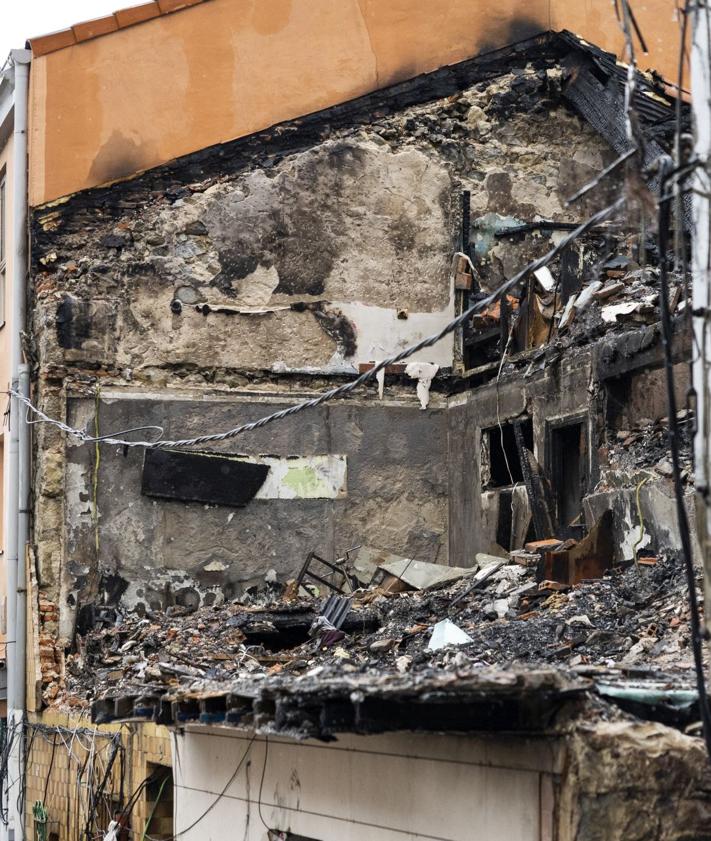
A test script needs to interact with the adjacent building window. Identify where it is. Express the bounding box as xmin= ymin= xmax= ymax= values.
xmin=0 ymin=172 xmax=5 ymax=328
